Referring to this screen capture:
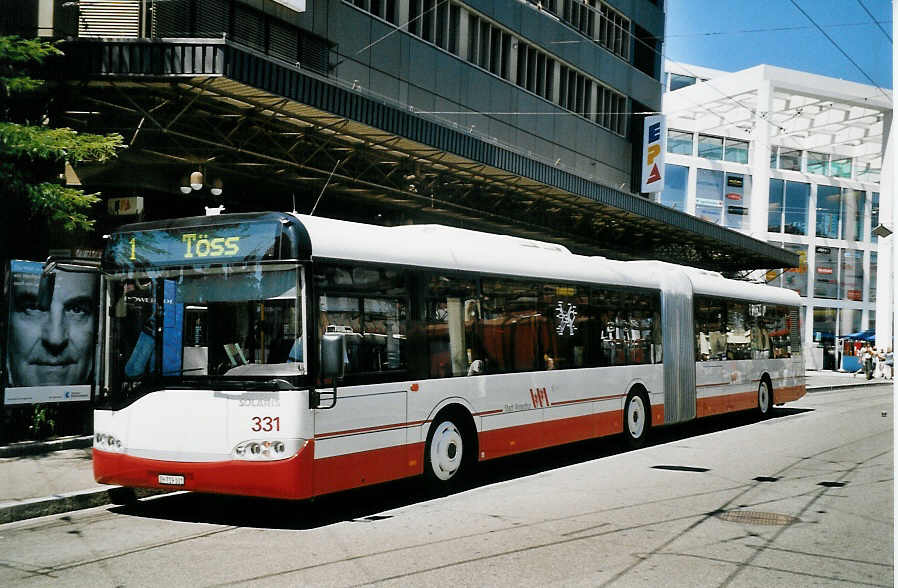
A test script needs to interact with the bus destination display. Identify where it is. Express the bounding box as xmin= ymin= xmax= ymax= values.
xmin=106 ymin=222 xmax=281 ymax=267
